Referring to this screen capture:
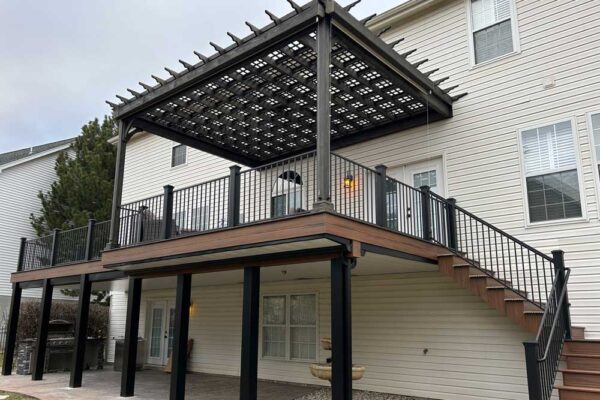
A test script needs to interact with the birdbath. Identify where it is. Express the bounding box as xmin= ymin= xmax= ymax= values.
xmin=309 ymin=337 xmax=365 ymax=382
